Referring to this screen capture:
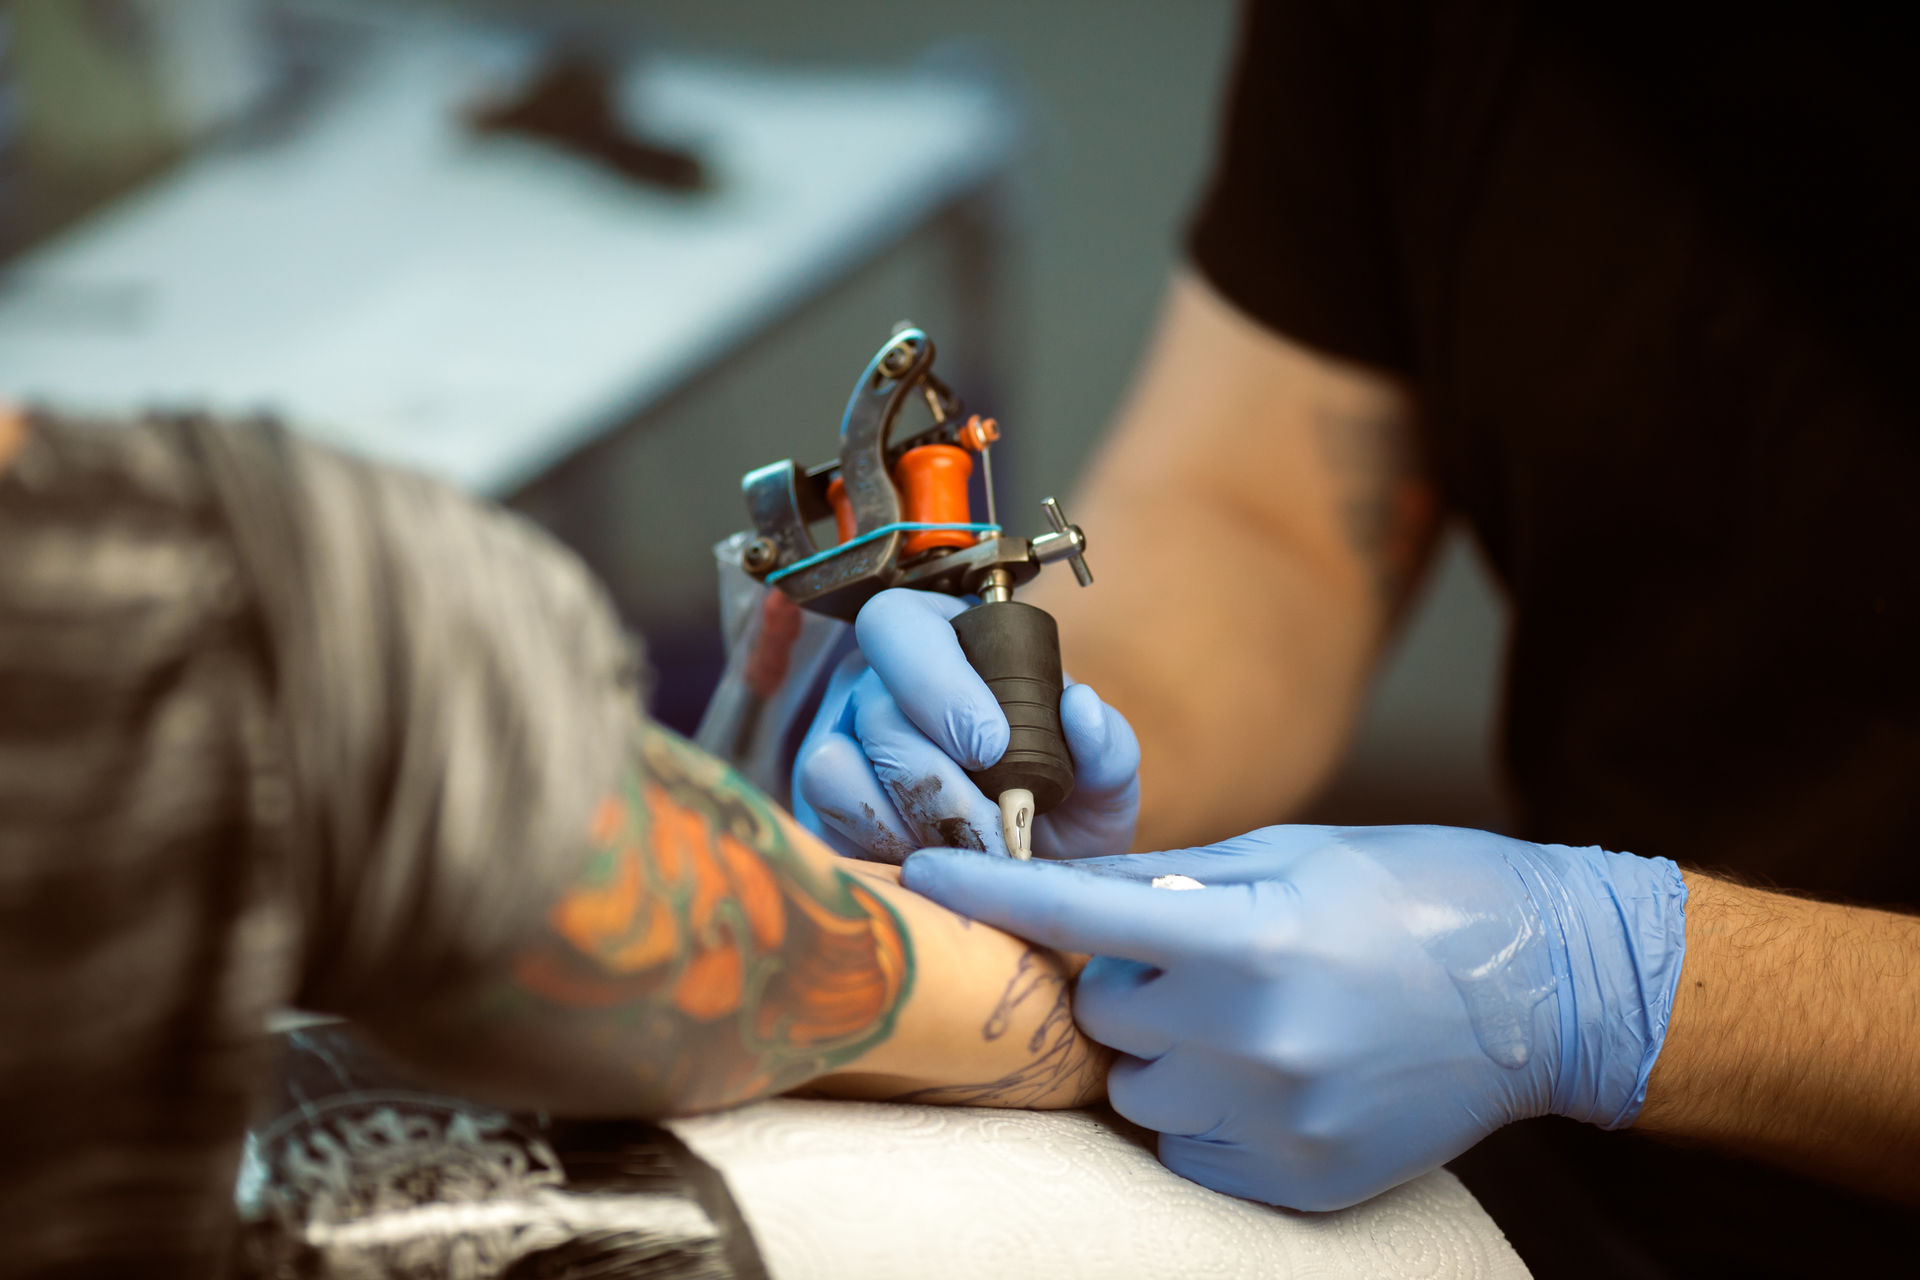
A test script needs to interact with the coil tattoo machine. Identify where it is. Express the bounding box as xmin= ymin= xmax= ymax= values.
xmin=735 ymin=326 xmax=1093 ymax=859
